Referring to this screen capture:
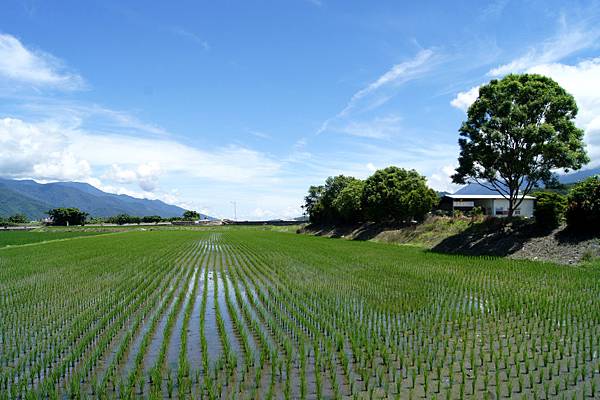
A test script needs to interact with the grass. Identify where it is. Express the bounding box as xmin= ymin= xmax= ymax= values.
xmin=0 ymin=227 xmax=598 ymax=398
xmin=374 ymin=216 xmax=475 ymax=247
xmin=0 ymin=229 xmax=106 ymax=247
